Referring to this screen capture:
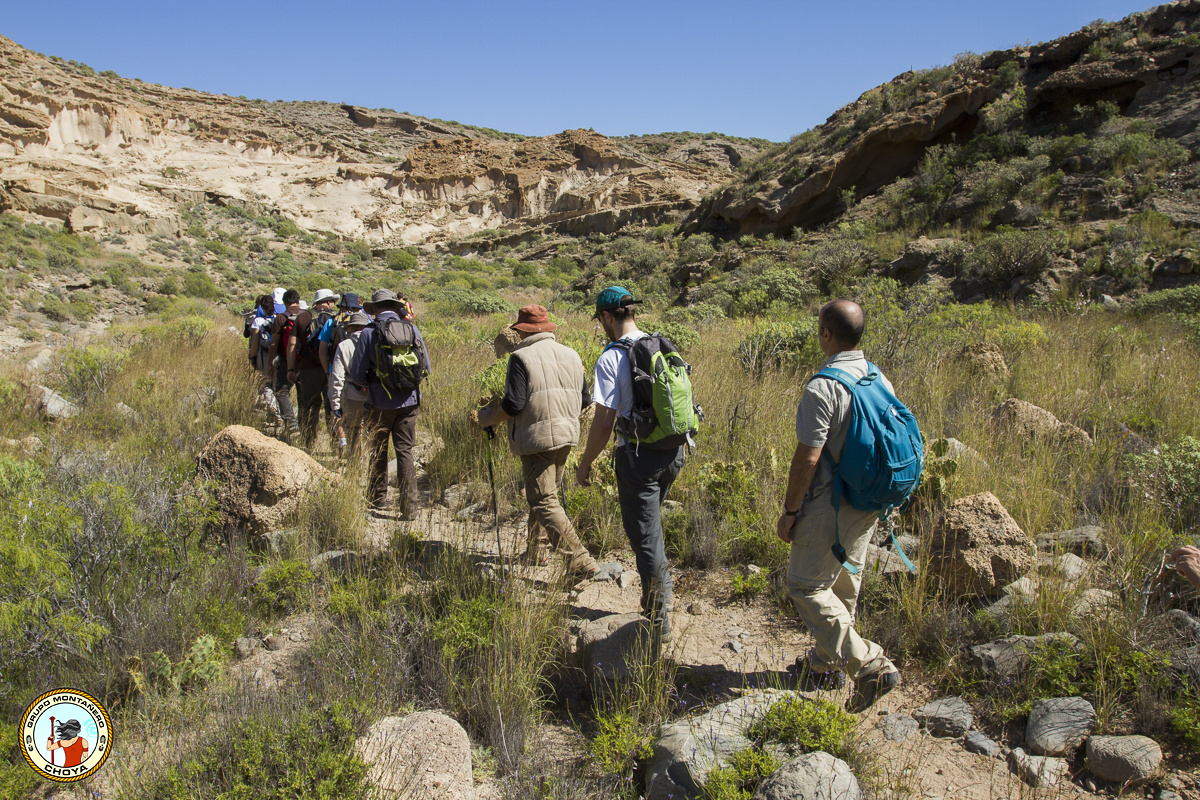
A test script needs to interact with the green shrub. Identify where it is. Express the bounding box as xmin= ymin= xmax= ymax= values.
xmin=182 ymin=269 xmax=222 ymax=300
xmin=735 ymin=319 xmax=819 ymax=376
xmin=253 ymin=560 xmax=315 ymax=616
xmin=590 ymin=710 xmax=652 ymax=780
xmin=40 ymin=293 xmax=72 ymax=320
xmin=730 ymin=569 xmax=769 ymax=600
xmin=967 ymin=230 xmax=1064 ymax=284
xmin=129 ymin=634 xmax=223 ymax=695
xmin=387 ymin=249 xmax=418 ymax=271
xmin=649 ymin=320 xmax=700 ymax=353
xmin=1170 ymin=692 xmax=1200 ymax=754
xmin=1091 ymin=118 xmax=1190 ymax=175
xmin=679 ymin=234 xmax=716 ymax=264
xmin=701 ymin=748 xmax=781 ymax=800
xmin=1132 ymin=285 xmax=1200 ymax=316
xmin=57 ymin=344 xmax=127 ymax=404
xmin=1125 ymin=436 xmax=1200 ymax=528
xmin=427 ymin=287 xmax=515 ymax=315
xmin=747 ymin=696 xmax=858 ymax=759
